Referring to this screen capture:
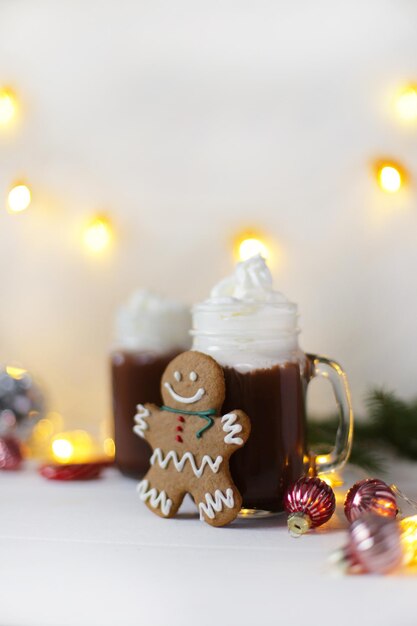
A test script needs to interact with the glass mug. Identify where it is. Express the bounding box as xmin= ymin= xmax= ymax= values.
xmin=110 ymin=289 xmax=191 ymax=478
xmin=111 ymin=348 xmax=182 ymax=477
xmin=191 ymin=331 xmax=353 ymax=515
